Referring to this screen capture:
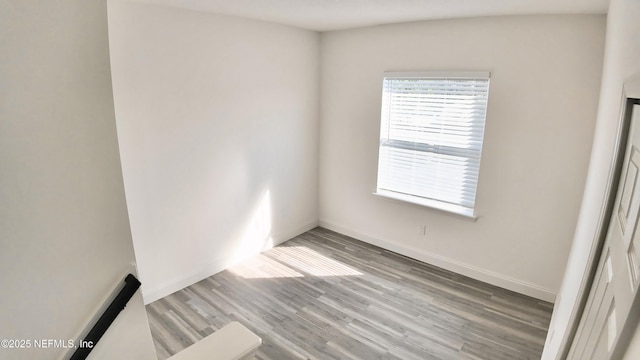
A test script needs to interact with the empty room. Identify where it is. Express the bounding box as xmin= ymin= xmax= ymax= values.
xmin=3 ymin=0 xmax=640 ymax=359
